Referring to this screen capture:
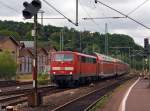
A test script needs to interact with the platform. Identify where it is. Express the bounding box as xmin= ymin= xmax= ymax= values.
xmin=120 ymin=78 xmax=150 ymax=111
